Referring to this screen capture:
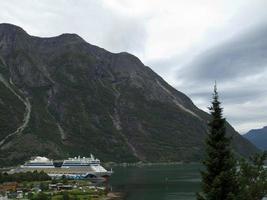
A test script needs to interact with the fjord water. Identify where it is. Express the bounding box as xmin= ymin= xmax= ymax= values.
xmin=109 ymin=164 xmax=202 ymax=200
